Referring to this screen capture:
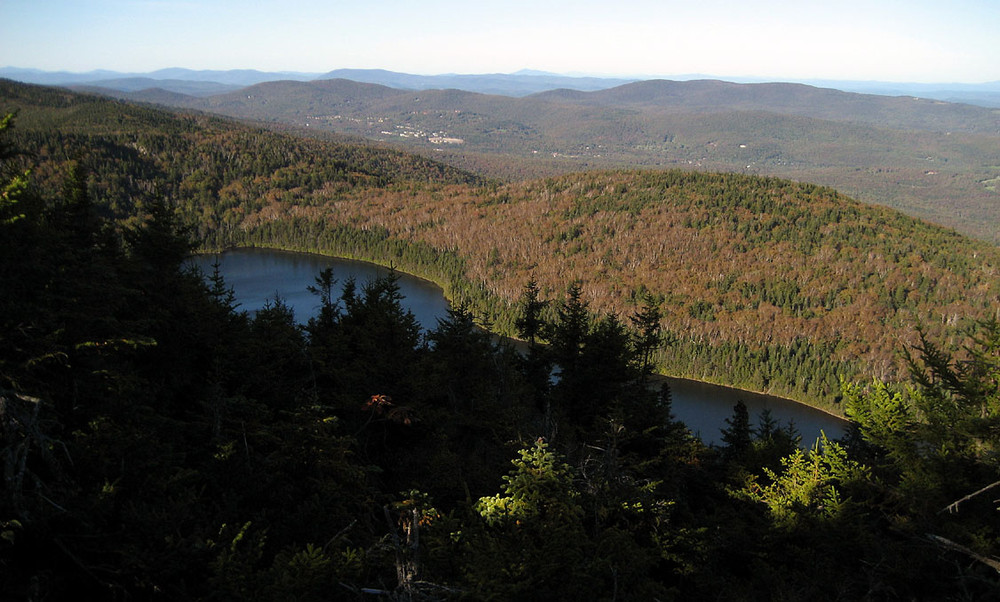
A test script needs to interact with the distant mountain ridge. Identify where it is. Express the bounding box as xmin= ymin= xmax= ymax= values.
xmin=802 ymin=79 xmax=1000 ymax=108
xmin=5 ymin=69 xmax=999 ymax=244
xmin=68 ymin=77 xmax=242 ymax=97
xmin=315 ymin=68 xmax=638 ymax=96
xmin=3 ymin=66 xmax=999 ymax=106
xmin=109 ymin=75 xmax=999 ymax=243
xmin=531 ymin=79 xmax=1000 ymax=135
xmin=0 ymin=67 xmax=636 ymax=98
xmin=0 ymin=67 xmax=317 ymax=87
xmin=121 ymin=76 xmax=1000 ymax=136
